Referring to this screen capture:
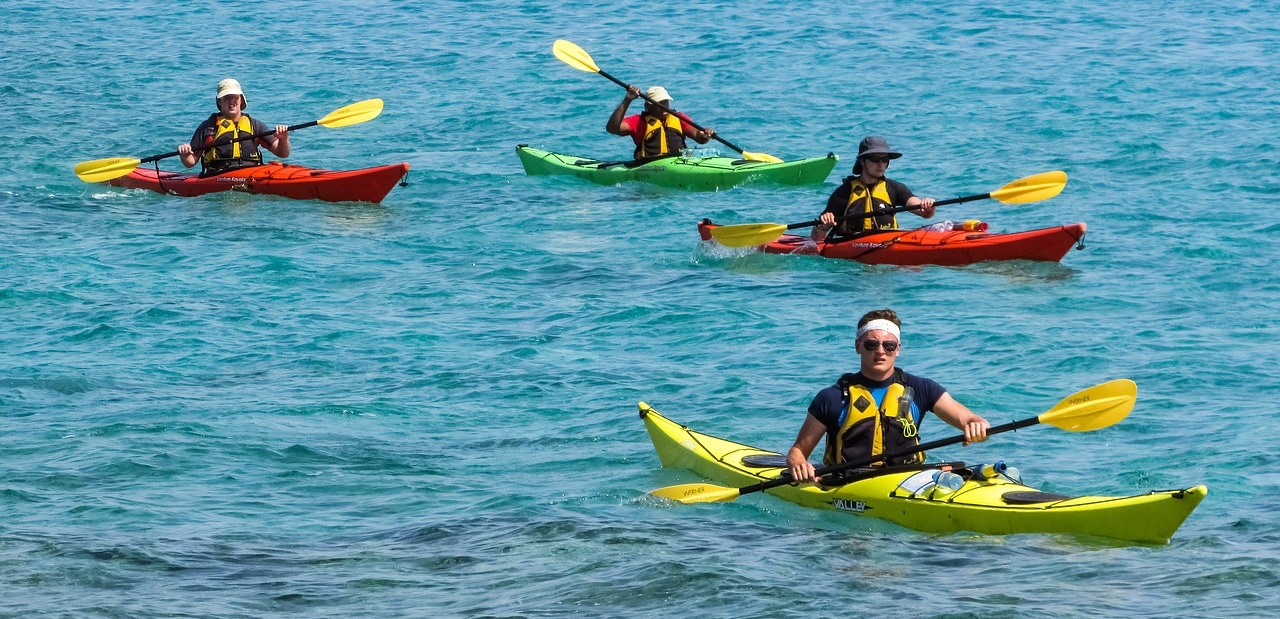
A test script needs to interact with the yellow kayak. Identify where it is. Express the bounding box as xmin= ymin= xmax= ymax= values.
xmin=640 ymin=402 xmax=1206 ymax=544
